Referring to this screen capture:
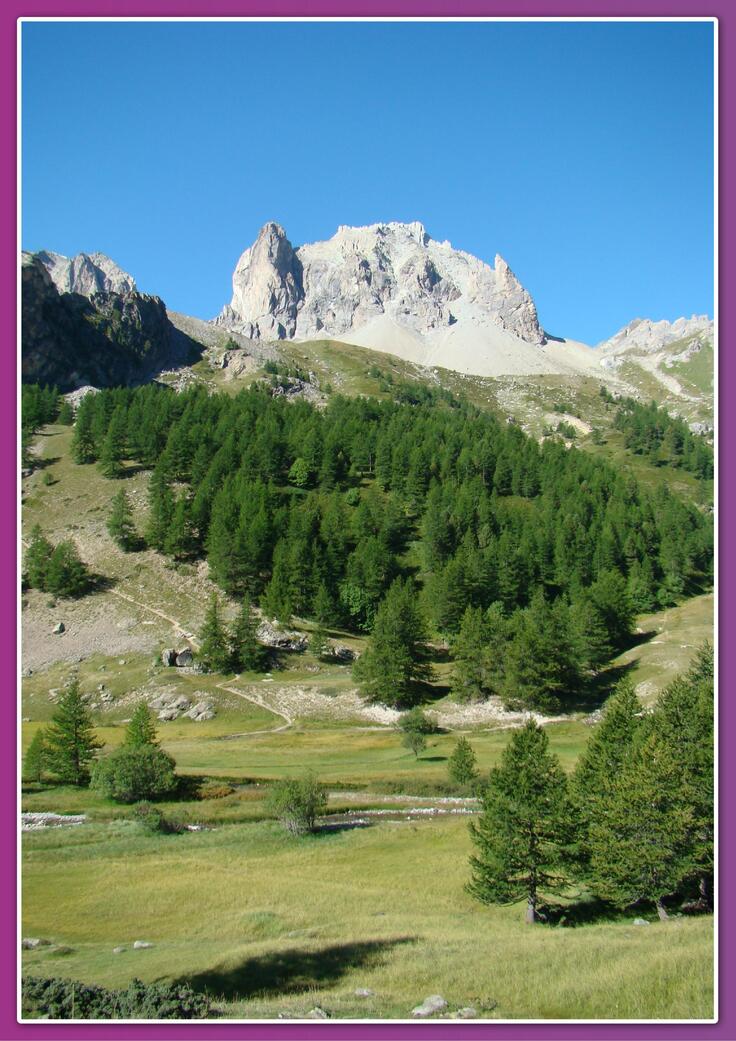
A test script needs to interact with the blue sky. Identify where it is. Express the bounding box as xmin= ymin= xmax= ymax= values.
xmin=22 ymin=20 xmax=714 ymax=344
